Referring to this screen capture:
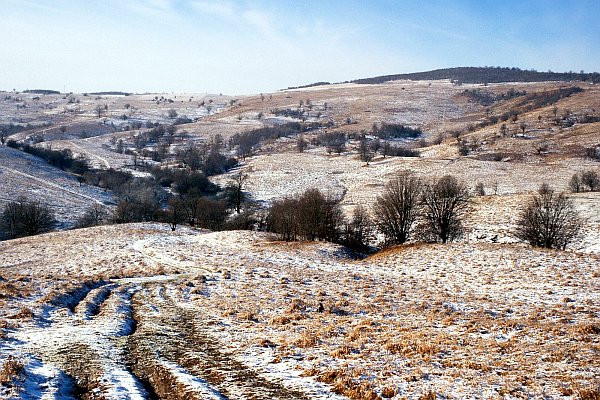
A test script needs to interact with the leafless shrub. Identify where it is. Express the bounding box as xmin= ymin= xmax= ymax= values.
xmin=267 ymin=188 xmax=343 ymax=242
xmin=0 ymin=197 xmax=56 ymax=239
xmin=381 ymin=386 xmax=398 ymax=398
xmin=417 ymin=175 xmax=471 ymax=243
xmin=76 ymin=203 xmax=110 ymax=228
xmin=514 ymin=184 xmax=583 ymax=250
xmin=475 ymin=182 xmax=485 ymax=196
xmin=373 ymin=172 xmax=422 ymax=246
